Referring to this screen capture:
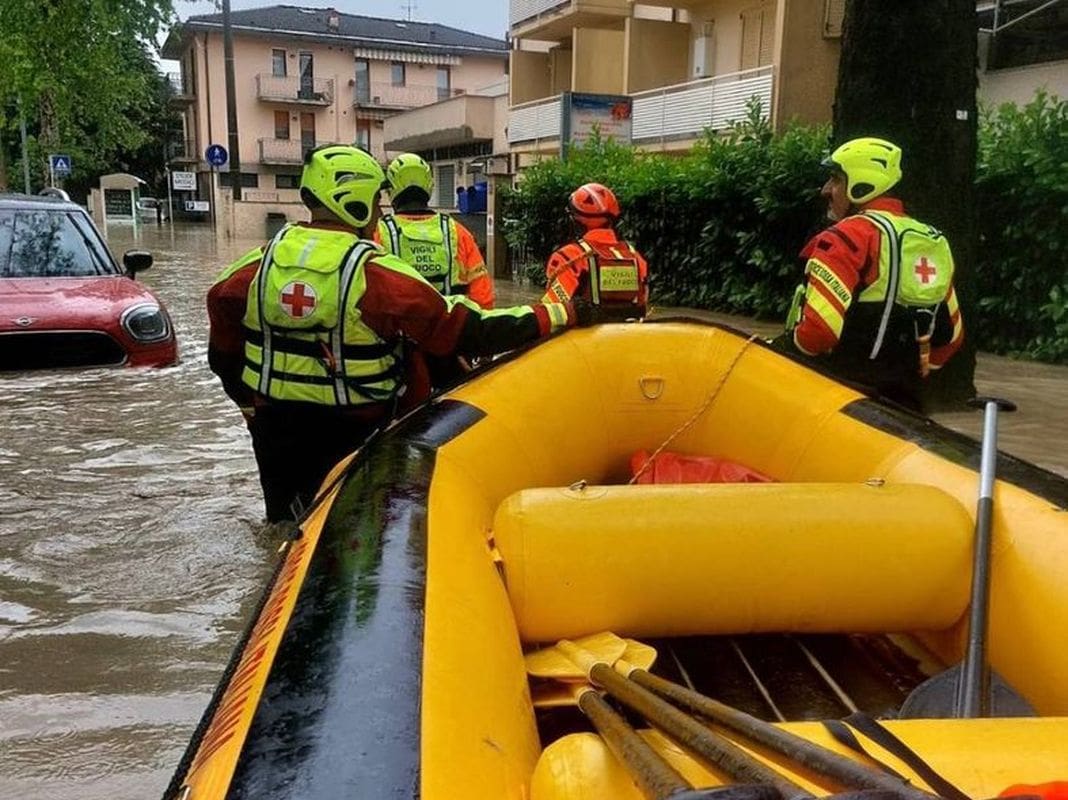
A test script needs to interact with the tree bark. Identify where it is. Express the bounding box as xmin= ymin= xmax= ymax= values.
xmin=834 ymin=0 xmax=978 ymax=408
